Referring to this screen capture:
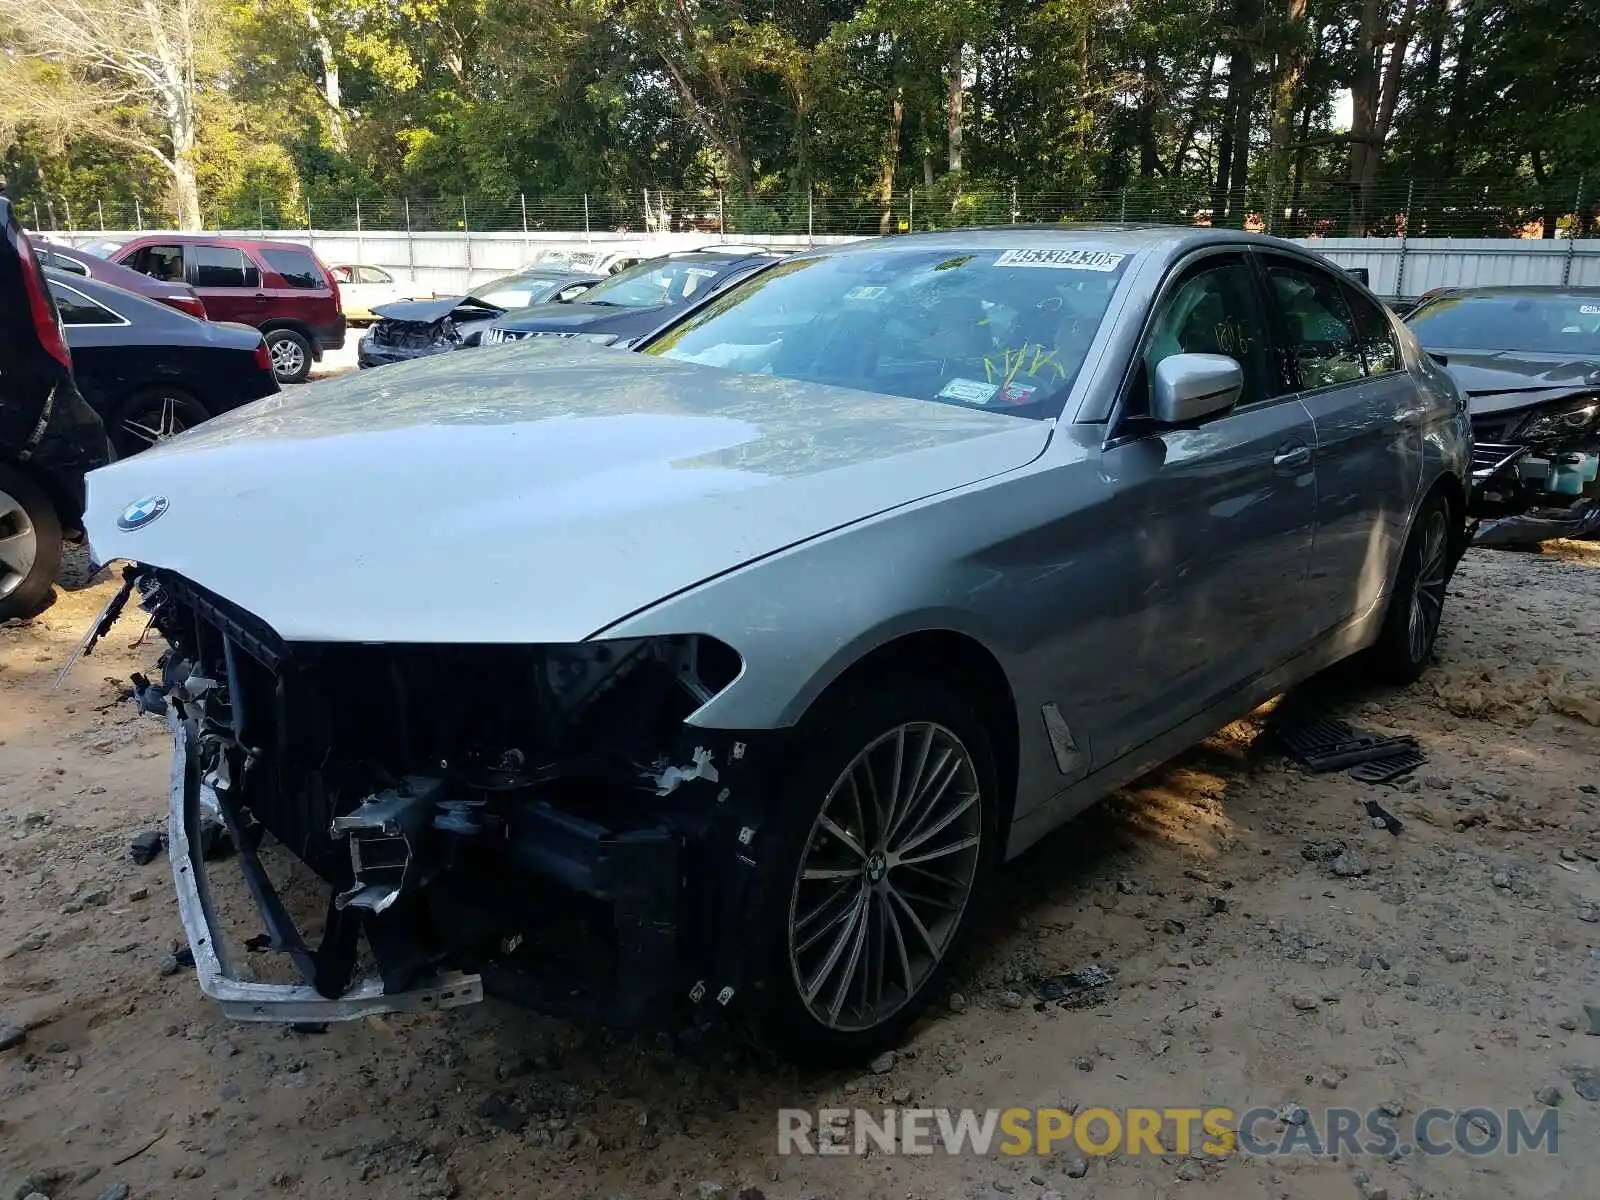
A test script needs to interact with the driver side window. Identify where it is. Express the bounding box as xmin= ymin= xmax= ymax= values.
xmin=1130 ymin=258 xmax=1272 ymax=419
